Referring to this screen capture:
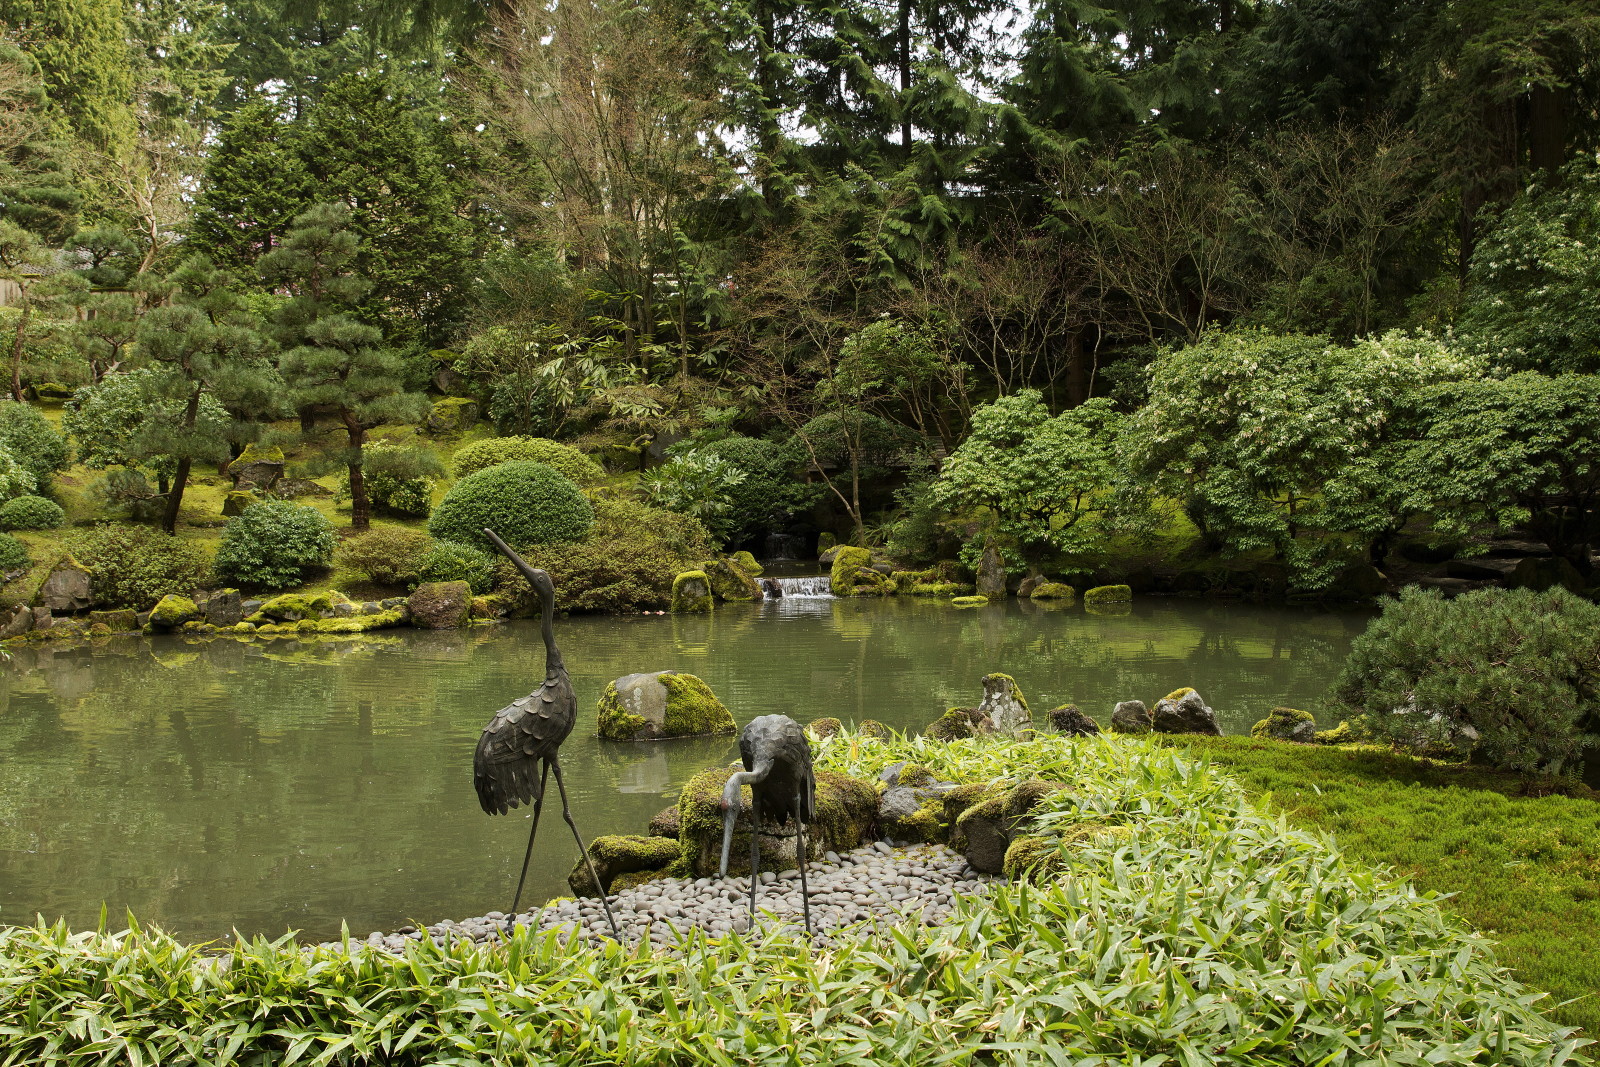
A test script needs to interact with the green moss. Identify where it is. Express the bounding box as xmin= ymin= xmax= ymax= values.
xmin=88 ymin=609 xmax=138 ymax=632
xmin=1313 ymin=720 xmax=1362 ymax=745
xmin=230 ymin=441 xmax=284 ymax=468
xmin=1030 ymin=582 xmax=1076 ymax=601
xmin=232 ymin=622 xmax=255 ymax=634
xmin=807 ymin=717 xmax=843 ymax=740
xmin=730 ymin=551 xmax=761 ymax=576
xmin=222 ymin=490 xmax=258 ymax=516
xmin=925 ymin=708 xmax=979 ymax=742
xmin=567 ymin=834 xmax=680 ymax=897
xmin=907 ymin=581 xmax=968 ymax=597
xmin=596 ymin=686 xmax=649 ymax=741
xmin=660 ymin=672 xmax=736 ymax=736
xmin=676 ymin=765 xmax=876 ymax=876
xmin=950 ymin=595 xmax=988 ymax=607
xmin=1251 ymin=706 xmax=1316 ymax=741
xmin=857 ymin=719 xmax=888 ymax=739
xmin=300 ymin=609 xmax=405 ymax=634
xmin=884 ymin=794 xmax=947 ymax=844
xmin=251 ymin=591 xmax=336 ymax=623
xmin=1163 ymin=687 xmax=1196 ymax=702
xmin=1002 ymin=835 xmax=1061 ymax=881
xmin=670 ymin=571 xmax=712 ymax=613
xmin=1000 ymin=779 xmax=1064 ymax=822
xmin=830 ymin=547 xmax=878 ymax=598
xmin=1084 ymin=584 xmax=1132 ymax=605
xmin=149 ymin=594 xmax=199 ymax=629
xmin=896 ymin=763 xmax=935 ymax=788
xmin=702 ymin=558 xmax=761 ymax=601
